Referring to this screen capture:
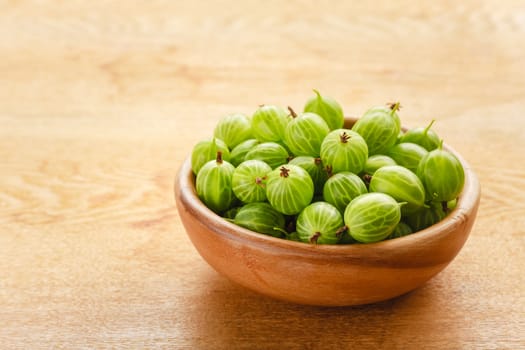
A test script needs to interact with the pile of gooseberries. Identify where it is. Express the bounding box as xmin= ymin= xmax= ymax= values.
xmin=191 ymin=90 xmax=465 ymax=244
